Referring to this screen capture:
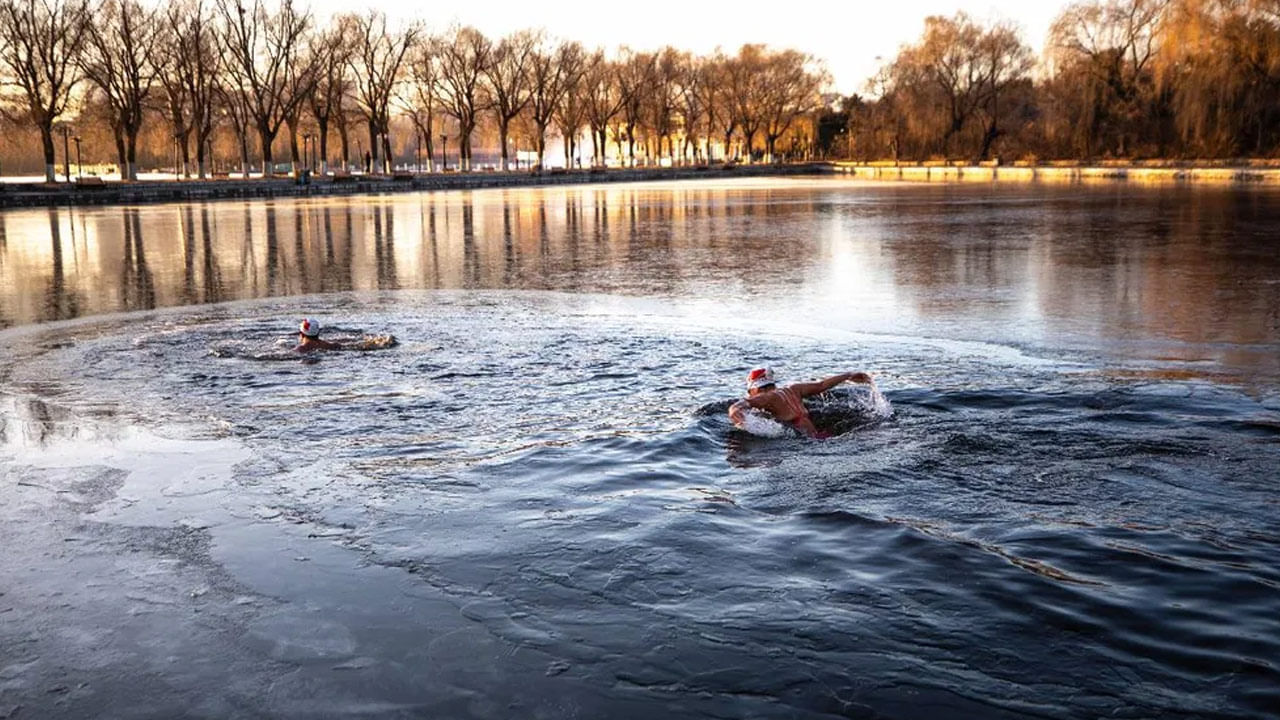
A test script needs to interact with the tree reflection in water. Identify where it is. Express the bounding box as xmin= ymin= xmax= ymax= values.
xmin=0 ymin=182 xmax=1277 ymax=383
